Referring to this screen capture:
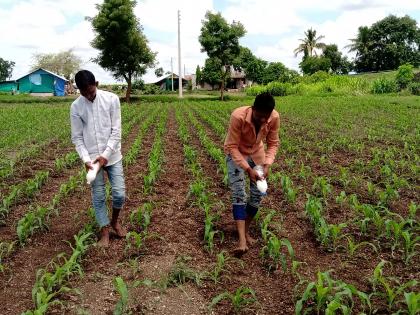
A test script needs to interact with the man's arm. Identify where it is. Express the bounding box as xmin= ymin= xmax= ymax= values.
xmin=225 ymin=115 xmax=250 ymax=171
xmin=264 ymin=115 xmax=280 ymax=166
xmin=70 ymin=105 xmax=91 ymax=164
xmin=101 ymin=95 xmax=122 ymax=162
